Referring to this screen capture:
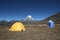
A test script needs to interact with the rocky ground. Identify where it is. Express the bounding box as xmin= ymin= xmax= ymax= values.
xmin=0 ymin=24 xmax=60 ymax=40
